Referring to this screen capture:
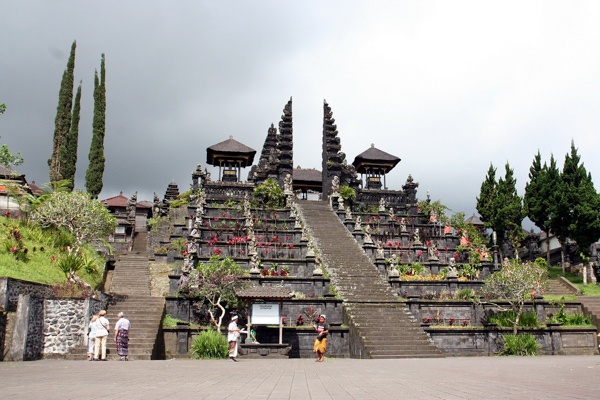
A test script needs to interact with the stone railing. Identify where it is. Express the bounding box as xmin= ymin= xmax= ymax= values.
xmin=203 ymin=181 xmax=255 ymax=202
